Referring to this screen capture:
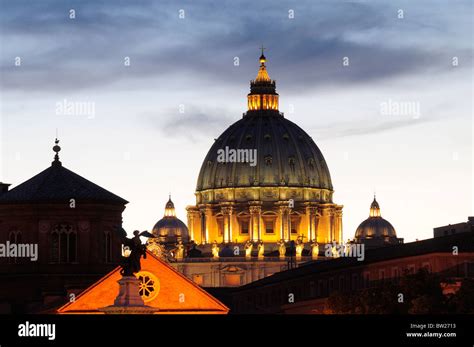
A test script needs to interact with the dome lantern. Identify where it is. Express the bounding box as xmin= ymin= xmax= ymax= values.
xmin=247 ymin=48 xmax=279 ymax=112
xmin=164 ymin=194 xmax=176 ymax=217
xmin=369 ymin=195 xmax=381 ymax=217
